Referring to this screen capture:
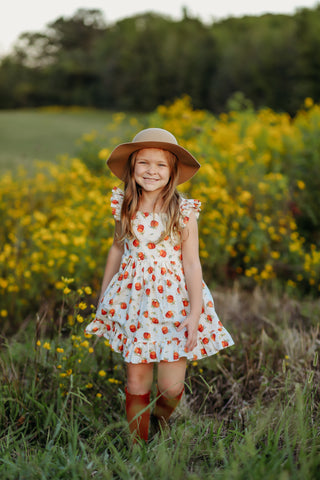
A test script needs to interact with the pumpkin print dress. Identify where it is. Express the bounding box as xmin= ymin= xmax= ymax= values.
xmin=85 ymin=187 xmax=234 ymax=363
